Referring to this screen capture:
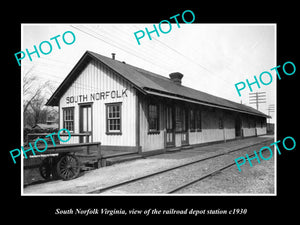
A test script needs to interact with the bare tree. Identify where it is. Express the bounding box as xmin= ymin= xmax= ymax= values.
xmin=23 ymin=68 xmax=49 ymax=113
xmin=23 ymin=68 xmax=55 ymax=127
xmin=30 ymin=92 xmax=47 ymax=125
